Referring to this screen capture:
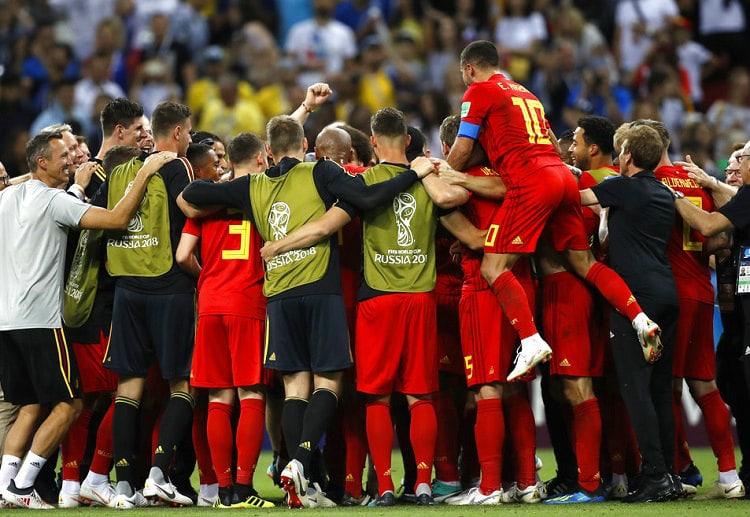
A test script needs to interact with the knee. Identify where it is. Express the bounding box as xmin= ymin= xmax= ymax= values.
xmin=57 ymin=398 xmax=83 ymax=425
xmin=562 ymin=378 xmax=594 ymax=406
xmin=686 ymin=379 xmax=717 ymax=400
xmin=480 ymin=260 xmax=509 ymax=286
xmin=562 ymin=384 xmax=585 ymax=406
